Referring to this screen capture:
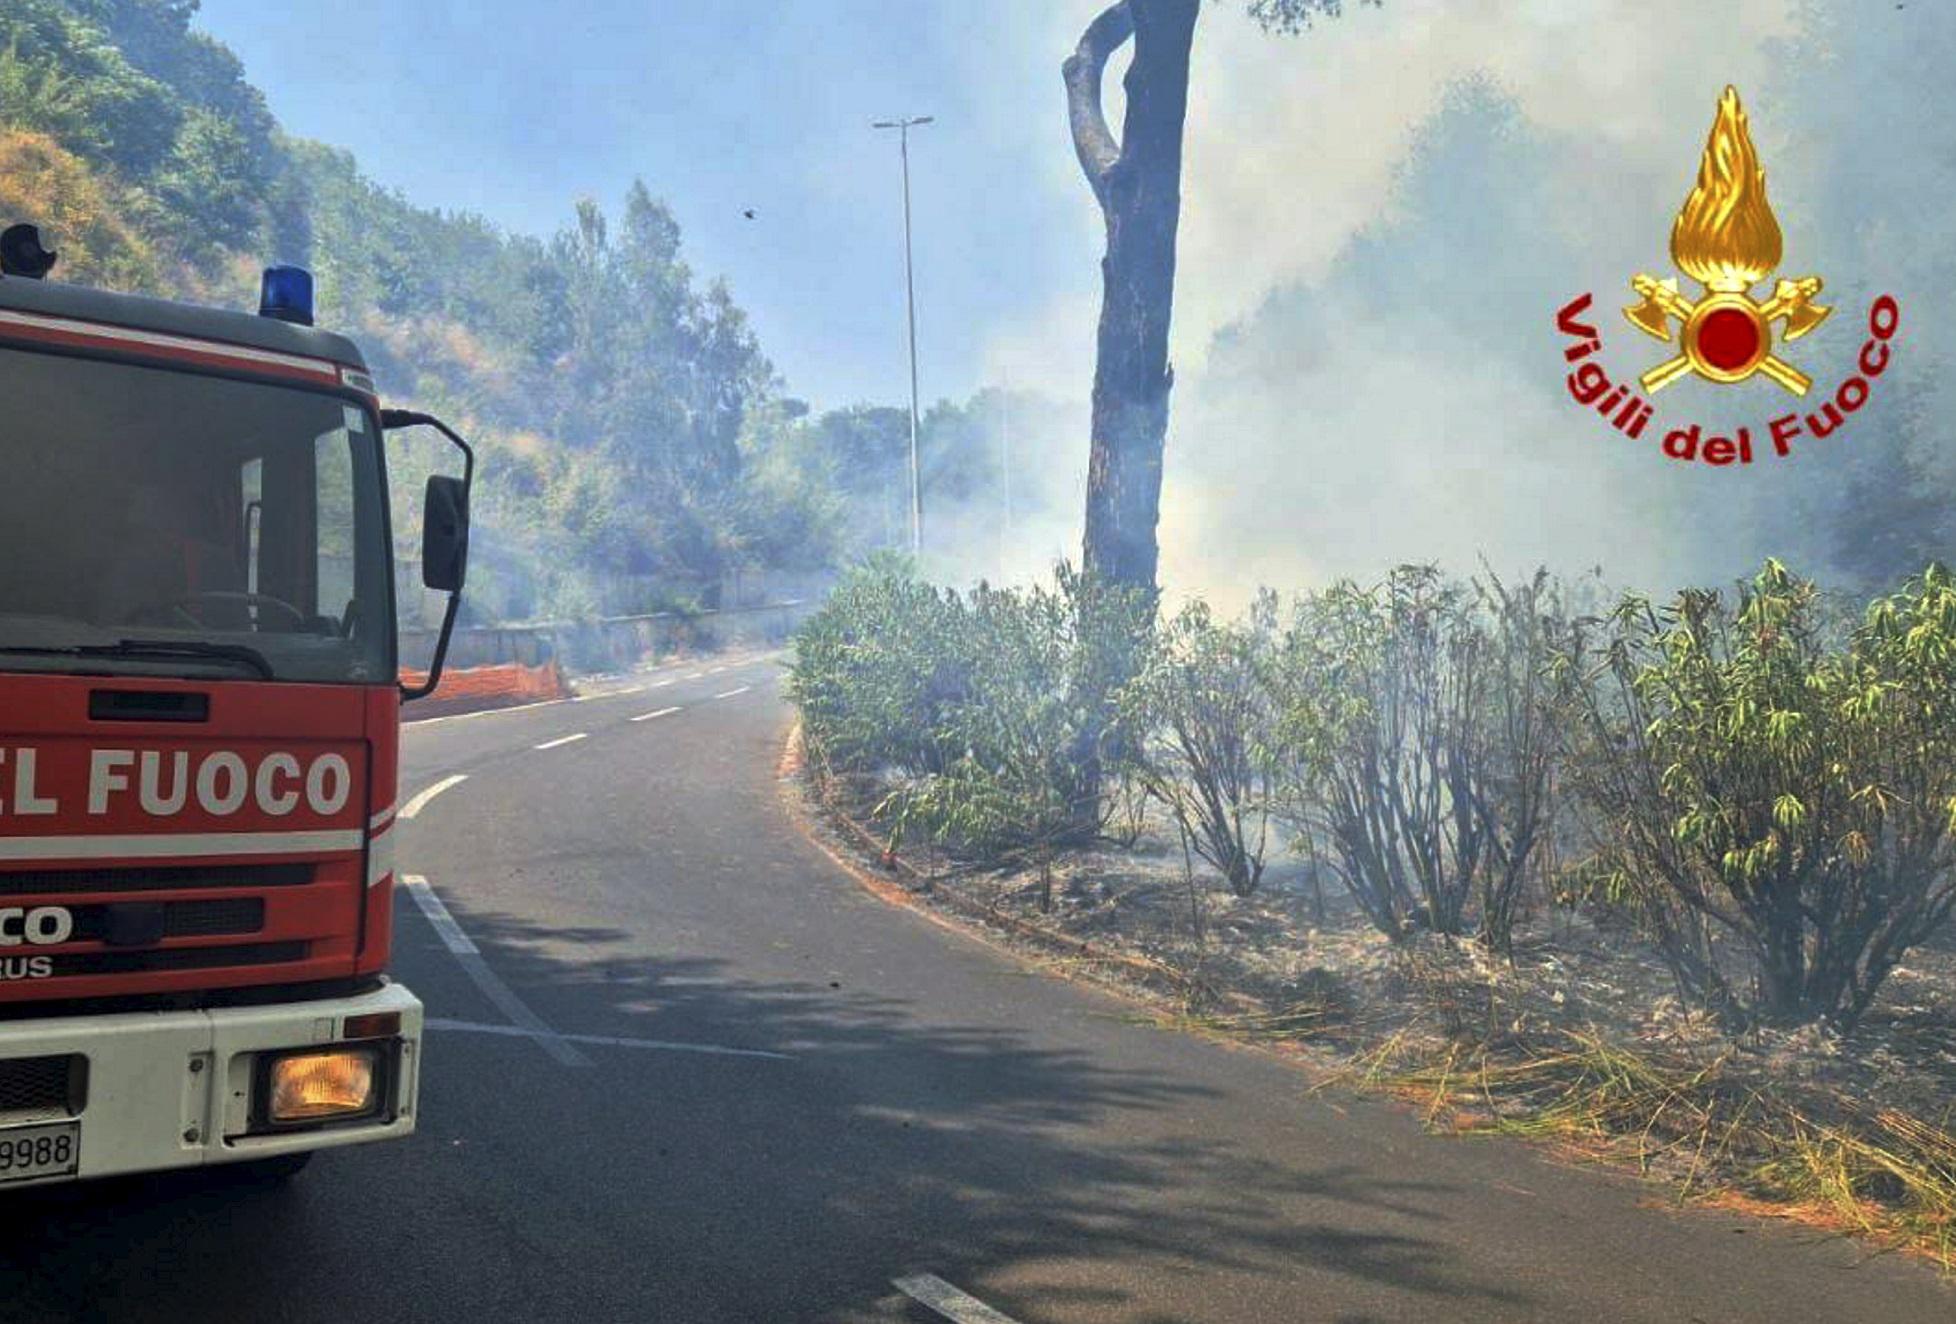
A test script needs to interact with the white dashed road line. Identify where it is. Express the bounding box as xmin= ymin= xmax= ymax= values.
xmin=651 ymin=678 xmax=675 ymax=688
xmin=401 ymin=874 xmax=591 ymax=1068
xmin=712 ymin=686 xmax=752 ymax=700
xmin=892 ymin=1275 xmax=1024 ymax=1324
xmin=684 ymin=671 xmax=704 ymax=680
xmin=399 ymin=774 xmax=468 ymax=820
xmin=533 ymin=732 xmax=588 ymax=751
xmin=631 ymin=706 xmax=683 ymax=723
